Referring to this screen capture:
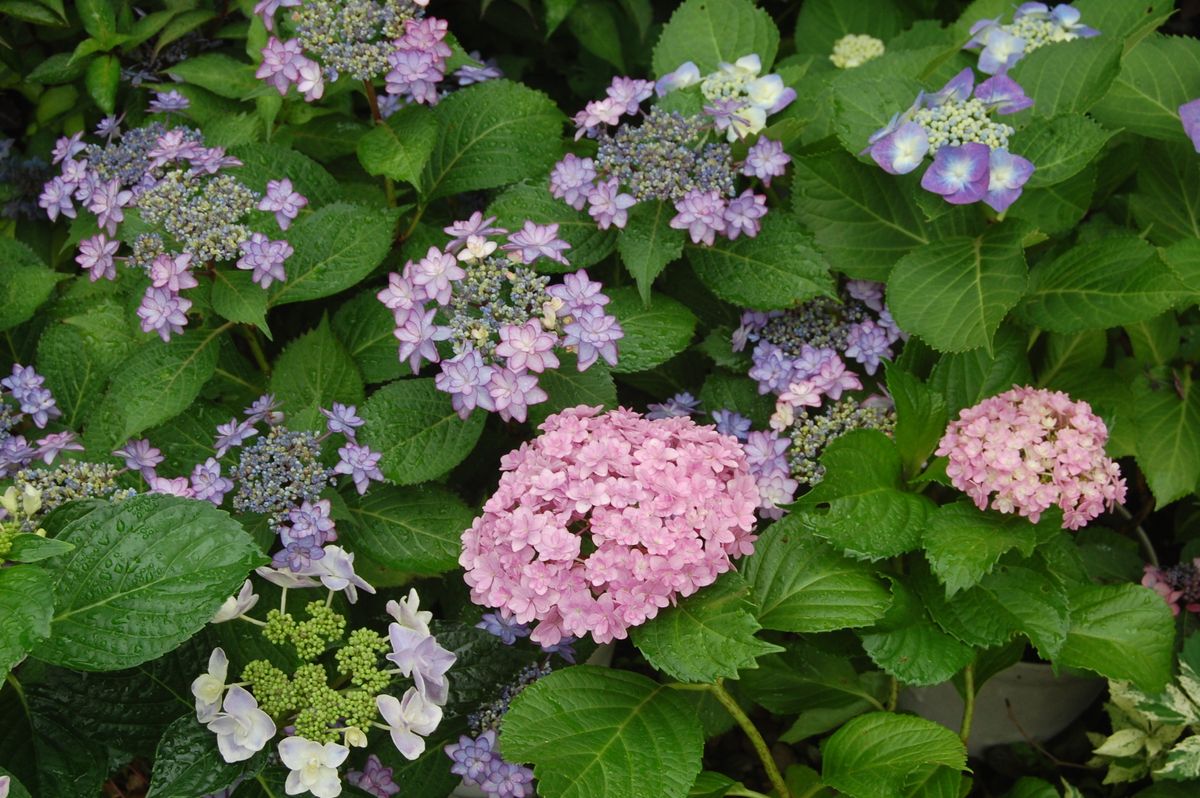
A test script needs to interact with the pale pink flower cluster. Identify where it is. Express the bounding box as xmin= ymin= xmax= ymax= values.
xmin=461 ymin=405 xmax=760 ymax=645
xmin=935 ymin=386 xmax=1126 ymax=530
